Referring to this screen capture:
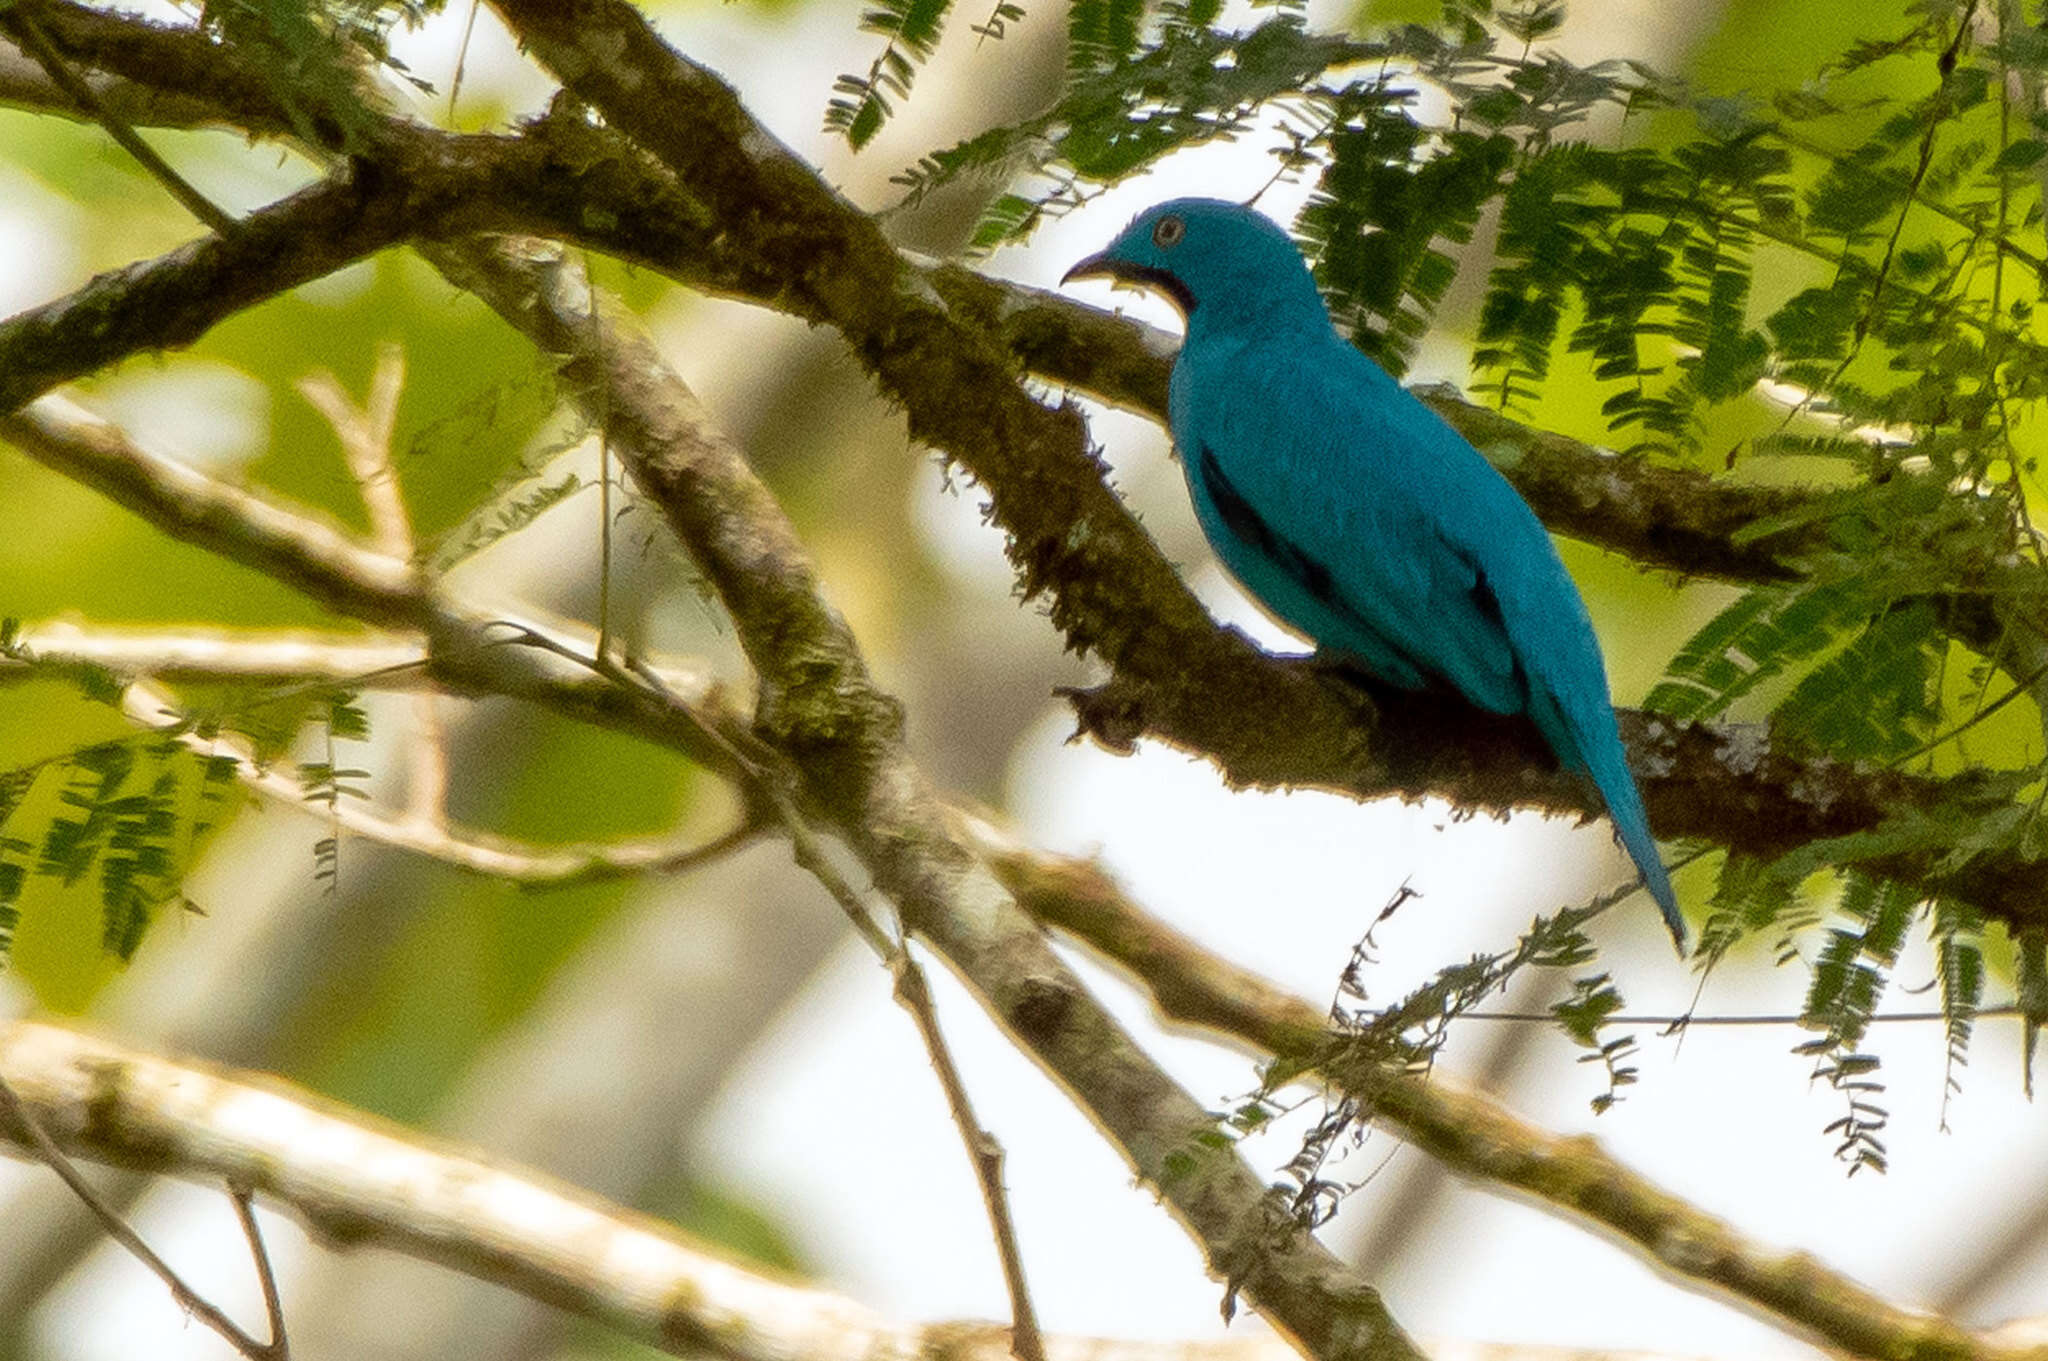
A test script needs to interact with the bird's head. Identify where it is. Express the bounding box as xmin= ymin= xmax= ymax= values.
xmin=1060 ymin=198 xmax=1327 ymax=333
